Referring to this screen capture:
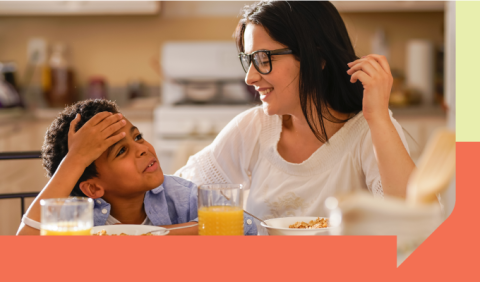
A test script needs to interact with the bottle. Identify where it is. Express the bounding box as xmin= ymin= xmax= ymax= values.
xmin=127 ymin=79 xmax=143 ymax=99
xmin=0 ymin=62 xmax=22 ymax=108
xmin=43 ymin=43 xmax=76 ymax=107
xmin=371 ymin=28 xmax=389 ymax=61
xmin=87 ymin=77 xmax=107 ymax=100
